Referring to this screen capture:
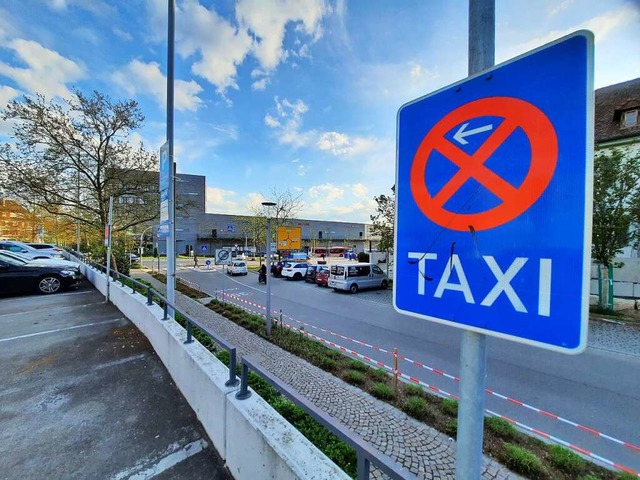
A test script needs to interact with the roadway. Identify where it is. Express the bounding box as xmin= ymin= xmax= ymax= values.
xmin=176 ymin=265 xmax=640 ymax=474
